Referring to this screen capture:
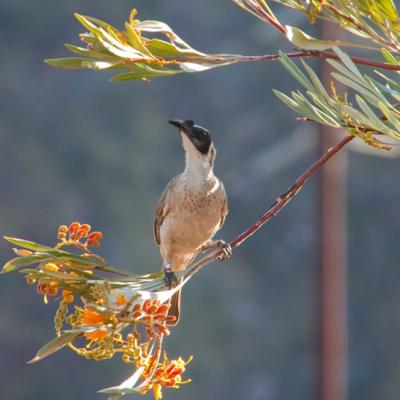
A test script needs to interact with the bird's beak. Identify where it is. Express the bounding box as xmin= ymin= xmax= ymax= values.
xmin=168 ymin=119 xmax=186 ymax=130
xmin=168 ymin=119 xmax=195 ymax=135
